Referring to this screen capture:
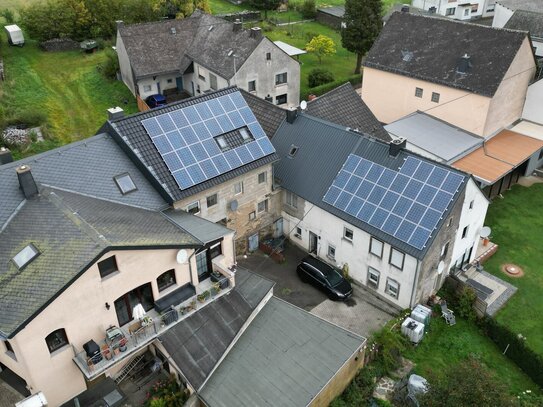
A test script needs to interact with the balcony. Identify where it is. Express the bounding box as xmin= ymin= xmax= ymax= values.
xmin=72 ymin=270 xmax=234 ymax=380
